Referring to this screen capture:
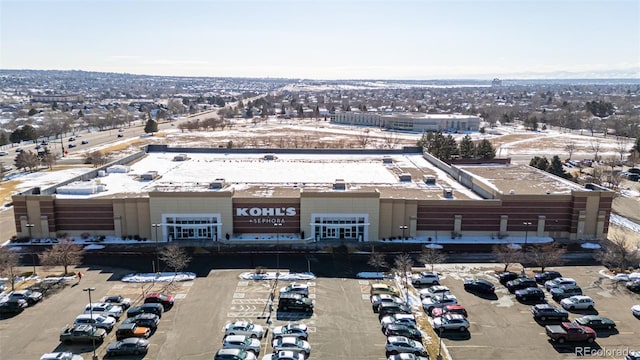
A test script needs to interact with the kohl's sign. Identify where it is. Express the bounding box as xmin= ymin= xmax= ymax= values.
xmin=235 ymin=207 xmax=297 ymax=217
